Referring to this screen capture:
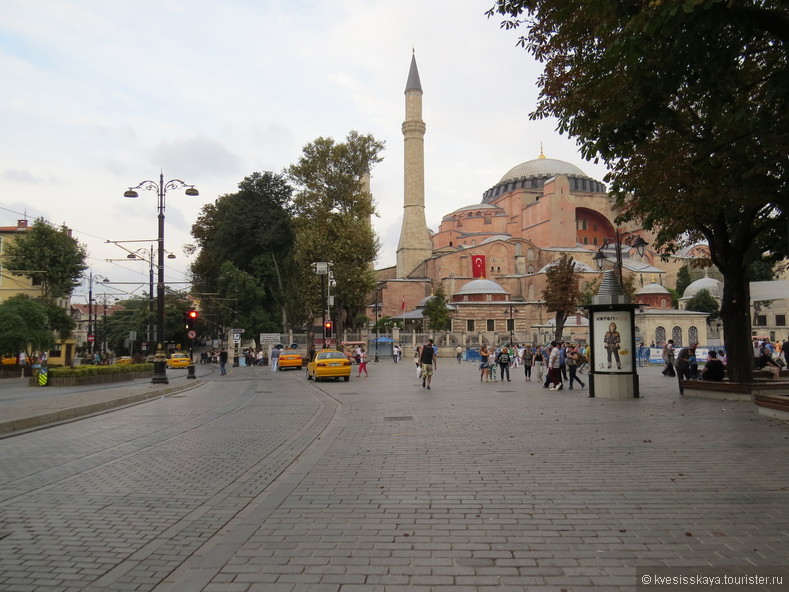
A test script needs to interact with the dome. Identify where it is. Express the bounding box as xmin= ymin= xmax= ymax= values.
xmin=455 ymin=278 xmax=508 ymax=296
xmin=636 ymin=283 xmax=670 ymax=295
xmin=682 ymin=277 xmax=722 ymax=299
xmin=538 ymin=259 xmax=594 ymax=274
xmin=499 ymin=157 xmax=587 ymax=184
